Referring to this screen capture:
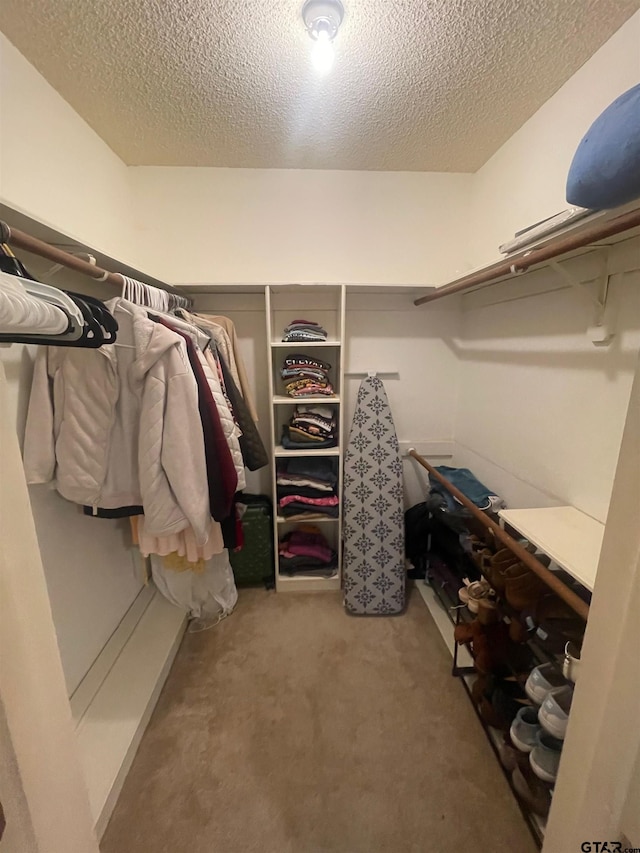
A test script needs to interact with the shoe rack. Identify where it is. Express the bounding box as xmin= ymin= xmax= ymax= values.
xmin=410 ymin=455 xmax=591 ymax=849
